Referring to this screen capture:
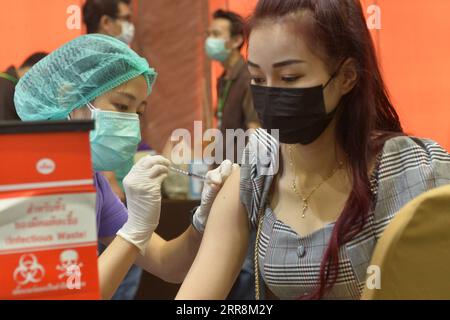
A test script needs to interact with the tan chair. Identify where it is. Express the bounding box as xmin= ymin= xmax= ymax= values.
xmin=361 ymin=185 xmax=450 ymax=300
